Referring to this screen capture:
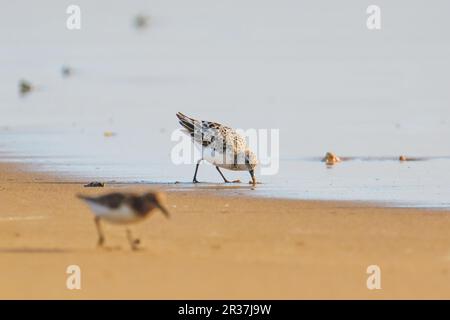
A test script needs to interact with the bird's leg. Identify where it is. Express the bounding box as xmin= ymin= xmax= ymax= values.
xmin=216 ymin=166 xmax=230 ymax=183
xmin=216 ymin=167 xmax=240 ymax=183
xmin=94 ymin=217 xmax=105 ymax=247
xmin=193 ymin=160 xmax=202 ymax=183
xmin=126 ymin=228 xmax=140 ymax=251
xmin=249 ymin=170 xmax=257 ymax=186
